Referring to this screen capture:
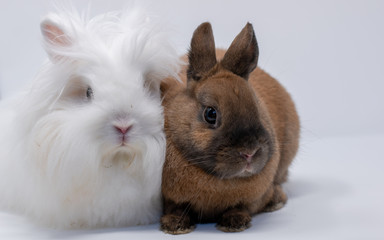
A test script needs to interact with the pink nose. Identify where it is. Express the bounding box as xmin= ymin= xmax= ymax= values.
xmin=240 ymin=149 xmax=258 ymax=161
xmin=241 ymin=153 xmax=253 ymax=159
xmin=114 ymin=125 xmax=131 ymax=135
